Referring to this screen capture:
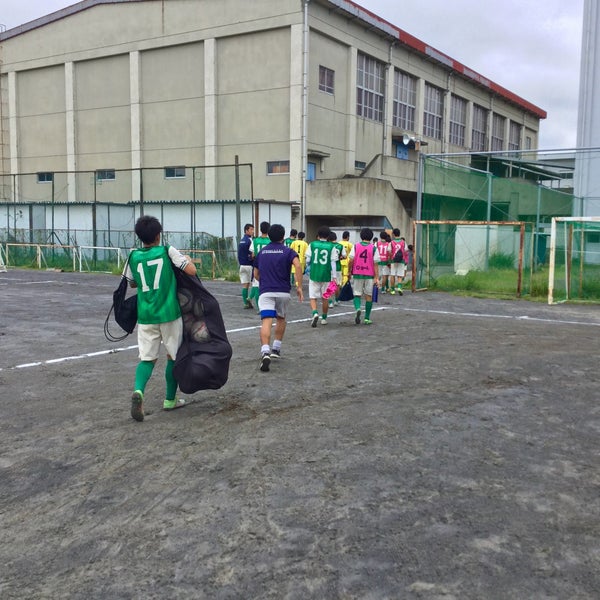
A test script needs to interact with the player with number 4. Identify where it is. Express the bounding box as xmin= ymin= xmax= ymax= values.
xmin=347 ymin=227 xmax=380 ymax=325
